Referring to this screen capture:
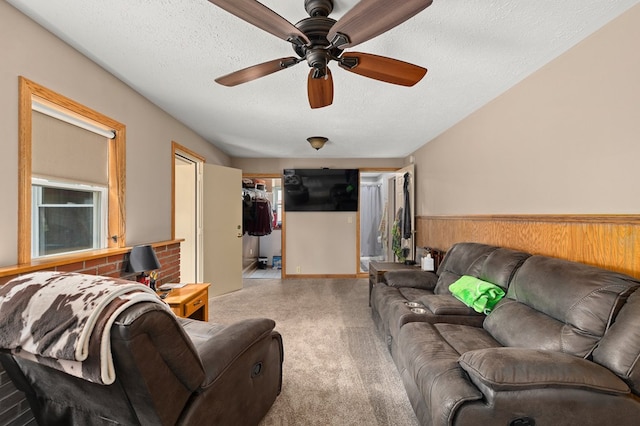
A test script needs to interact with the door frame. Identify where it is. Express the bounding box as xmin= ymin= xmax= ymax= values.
xmin=171 ymin=141 xmax=205 ymax=282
